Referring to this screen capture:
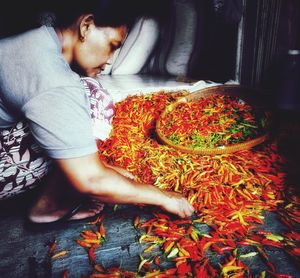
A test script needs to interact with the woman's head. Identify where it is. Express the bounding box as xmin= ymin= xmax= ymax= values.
xmin=68 ymin=14 xmax=128 ymax=77
xmin=50 ymin=0 xmax=148 ymax=77
xmin=48 ymin=0 xmax=171 ymax=77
